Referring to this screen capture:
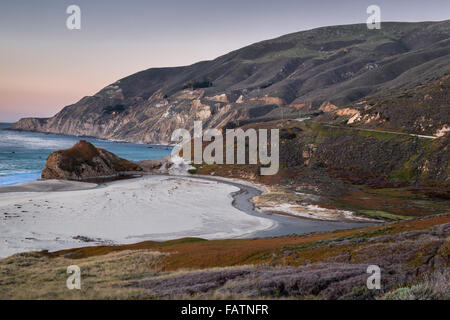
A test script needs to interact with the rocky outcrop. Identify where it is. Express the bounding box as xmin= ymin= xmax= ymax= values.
xmin=11 ymin=21 xmax=450 ymax=143
xmin=317 ymin=74 xmax=450 ymax=136
xmin=41 ymin=140 xmax=142 ymax=180
xmin=319 ymin=101 xmax=338 ymax=113
xmin=11 ymin=118 xmax=48 ymax=131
